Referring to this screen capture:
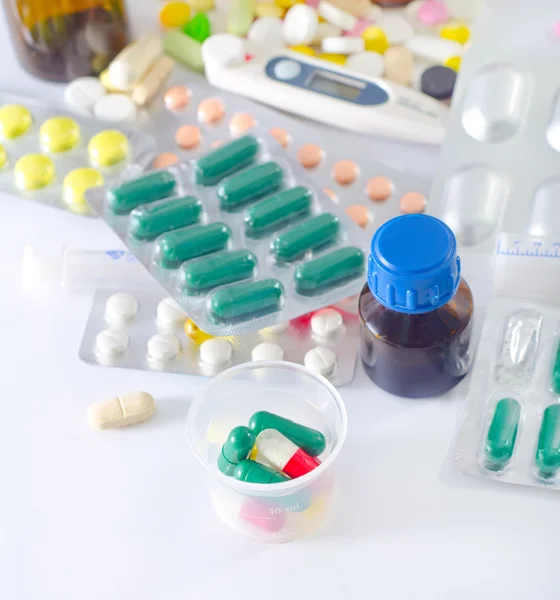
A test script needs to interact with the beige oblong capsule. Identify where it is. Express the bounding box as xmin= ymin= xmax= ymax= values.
xmin=87 ymin=391 xmax=155 ymax=430
xmin=132 ymin=55 xmax=175 ymax=107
